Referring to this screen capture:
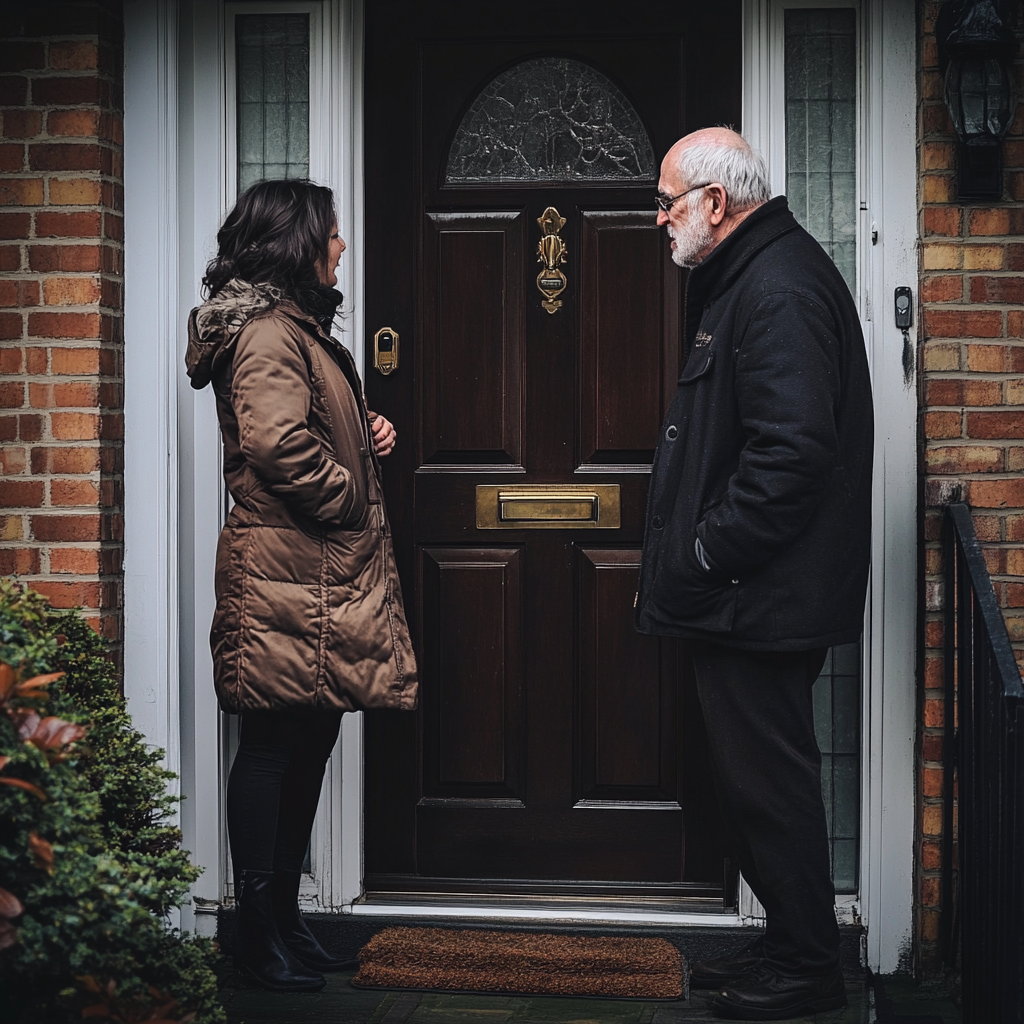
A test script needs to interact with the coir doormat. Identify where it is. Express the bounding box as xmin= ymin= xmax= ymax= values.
xmin=351 ymin=926 xmax=686 ymax=1000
